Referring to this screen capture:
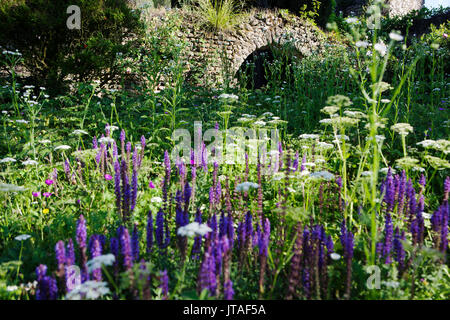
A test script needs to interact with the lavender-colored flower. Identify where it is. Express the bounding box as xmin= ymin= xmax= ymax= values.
xmin=444 ymin=176 xmax=450 ymax=193
xmin=120 ymin=227 xmax=133 ymax=270
xmin=155 ymin=209 xmax=166 ymax=250
xmin=419 ymin=174 xmax=426 ymax=188
xmin=92 ymin=136 xmax=98 ymax=149
xmin=114 ymin=160 xmax=122 ymax=215
xmin=66 ymin=239 xmax=75 ymax=266
xmin=90 ymin=238 xmax=102 ymax=281
xmin=130 ymin=169 xmax=138 ymax=212
xmin=258 ymin=218 xmax=270 ymax=257
xmin=55 ymin=240 xmax=66 ymax=271
xmin=382 ymin=213 xmax=393 ymax=263
xmin=76 ymin=215 xmax=87 ymax=249
xmin=393 ymin=228 xmax=406 ymax=273
xmin=159 ymin=270 xmax=169 ymax=299
xmin=300 ymin=154 xmax=306 ymax=172
xmin=192 ymin=209 xmax=203 ymax=259
xmin=35 ymin=265 xmax=58 ymax=300
xmin=293 ymin=151 xmax=299 ymax=172
xmin=383 ymin=168 xmax=395 ymax=212
xmin=146 ymin=211 xmax=153 ymax=254
xmin=224 ymin=280 xmax=234 ymax=300
xmin=131 ymin=224 xmax=140 ymax=262
xmin=164 ymin=150 xmax=171 ymax=176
